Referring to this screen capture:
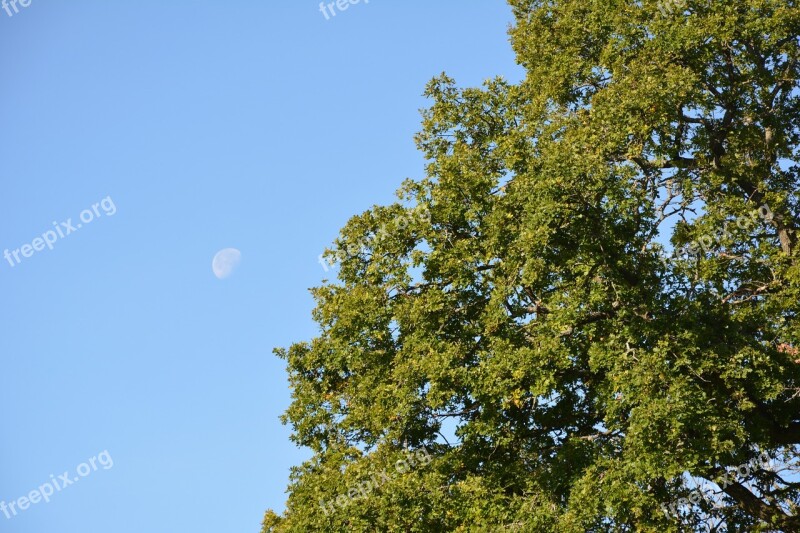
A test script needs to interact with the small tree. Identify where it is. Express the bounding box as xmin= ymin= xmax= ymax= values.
xmin=265 ymin=1 xmax=800 ymax=530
